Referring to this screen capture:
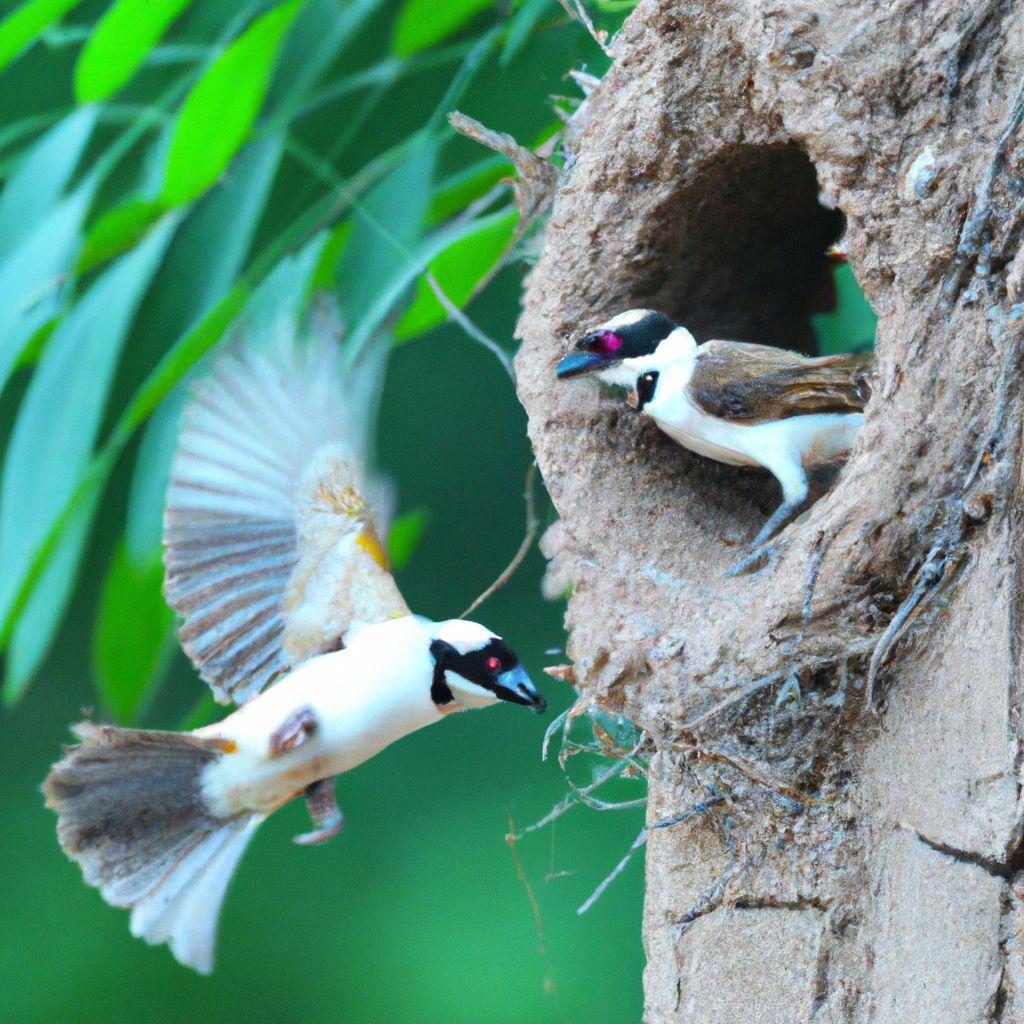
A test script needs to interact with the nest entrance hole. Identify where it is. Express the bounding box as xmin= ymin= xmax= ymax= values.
xmin=646 ymin=142 xmax=873 ymax=355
